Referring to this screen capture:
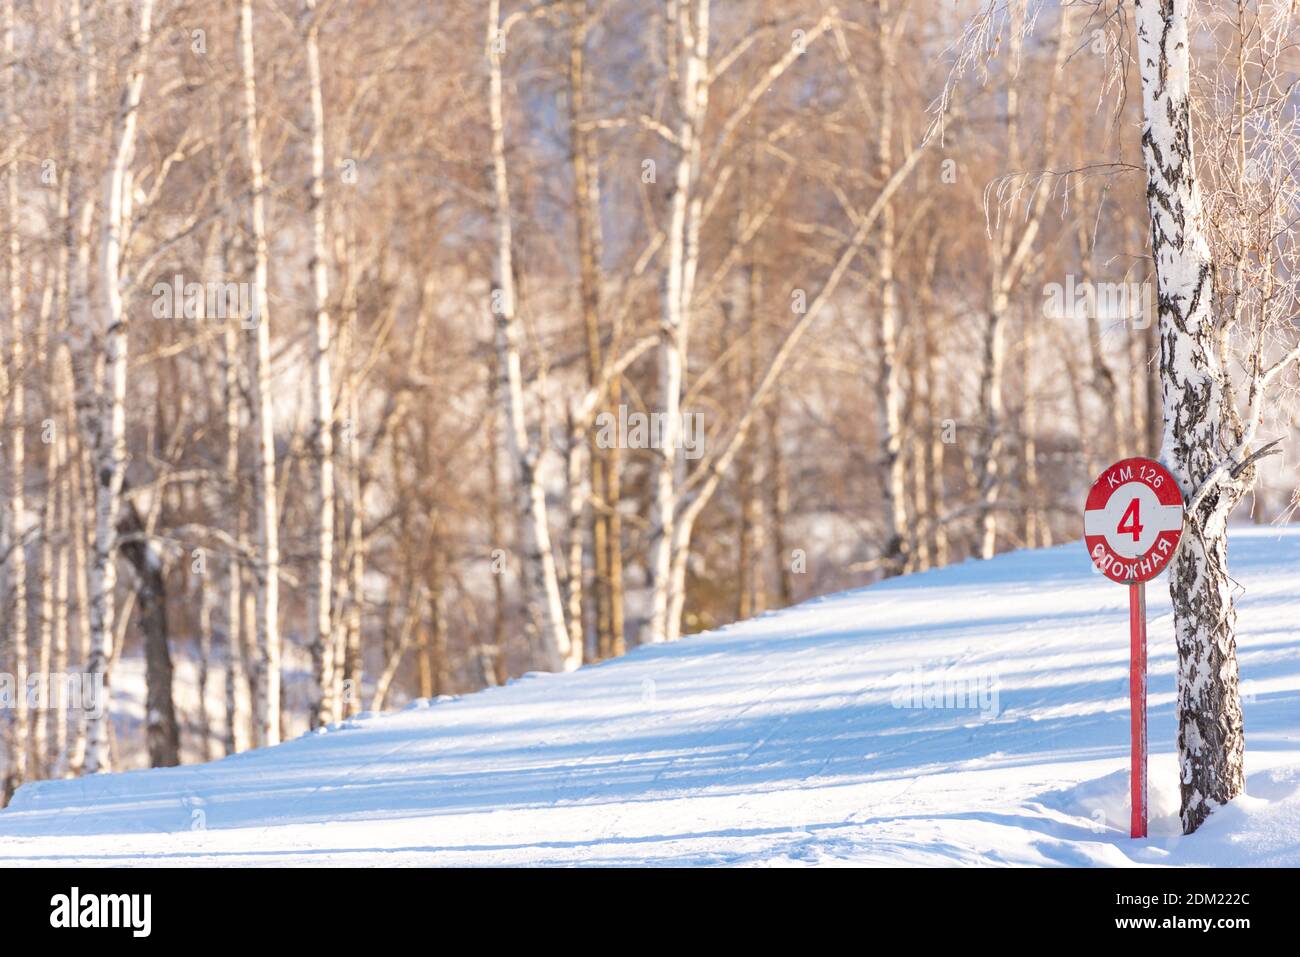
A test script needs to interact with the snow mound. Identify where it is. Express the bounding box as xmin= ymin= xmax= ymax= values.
xmin=1039 ymin=762 xmax=1183 ymax=838
xmin=3 ymin=528 xmax=1300 ymax=866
